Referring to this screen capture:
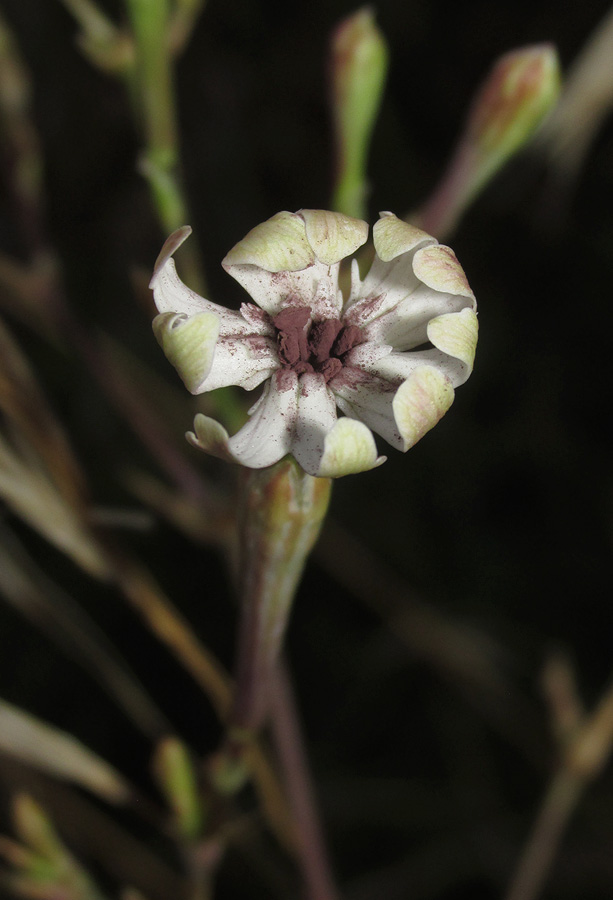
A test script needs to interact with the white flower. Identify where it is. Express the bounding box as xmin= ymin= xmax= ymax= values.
xmin=150 ymin=210 xmax=477 ymax=478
